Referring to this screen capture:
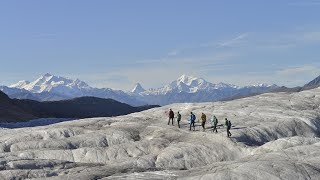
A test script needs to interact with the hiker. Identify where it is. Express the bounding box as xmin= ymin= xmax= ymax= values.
xmin=177 ymin=111 xmax=182 ymax=128
xmin=200 ymin=113 xmax=206 ymax=131
xmin=225 ymin=118 xmax=232 ymax=137
xmin=211 ymin=114 xmax=218 ymax=133
xmin=190 ymin=112 xmax=196 ymax=131
xmin=168 ymin=109 xmax=174 ymax=125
